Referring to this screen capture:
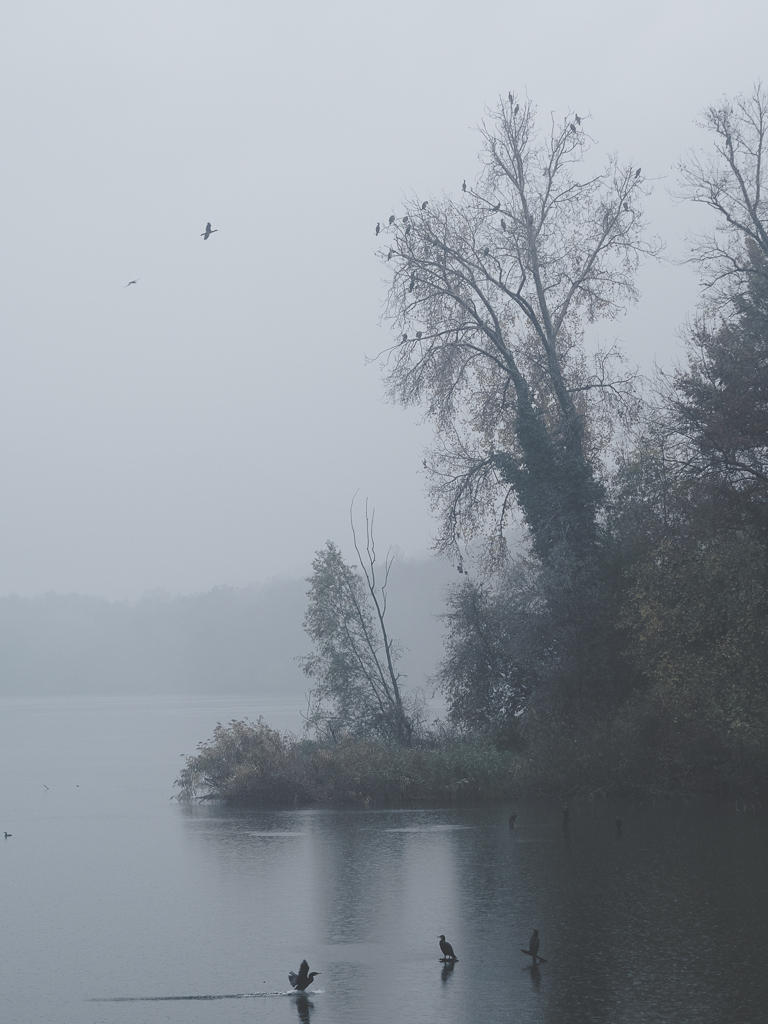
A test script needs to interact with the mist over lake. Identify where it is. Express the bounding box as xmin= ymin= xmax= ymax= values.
xmin=1 ymin=694 xmax=766 ymax=1024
